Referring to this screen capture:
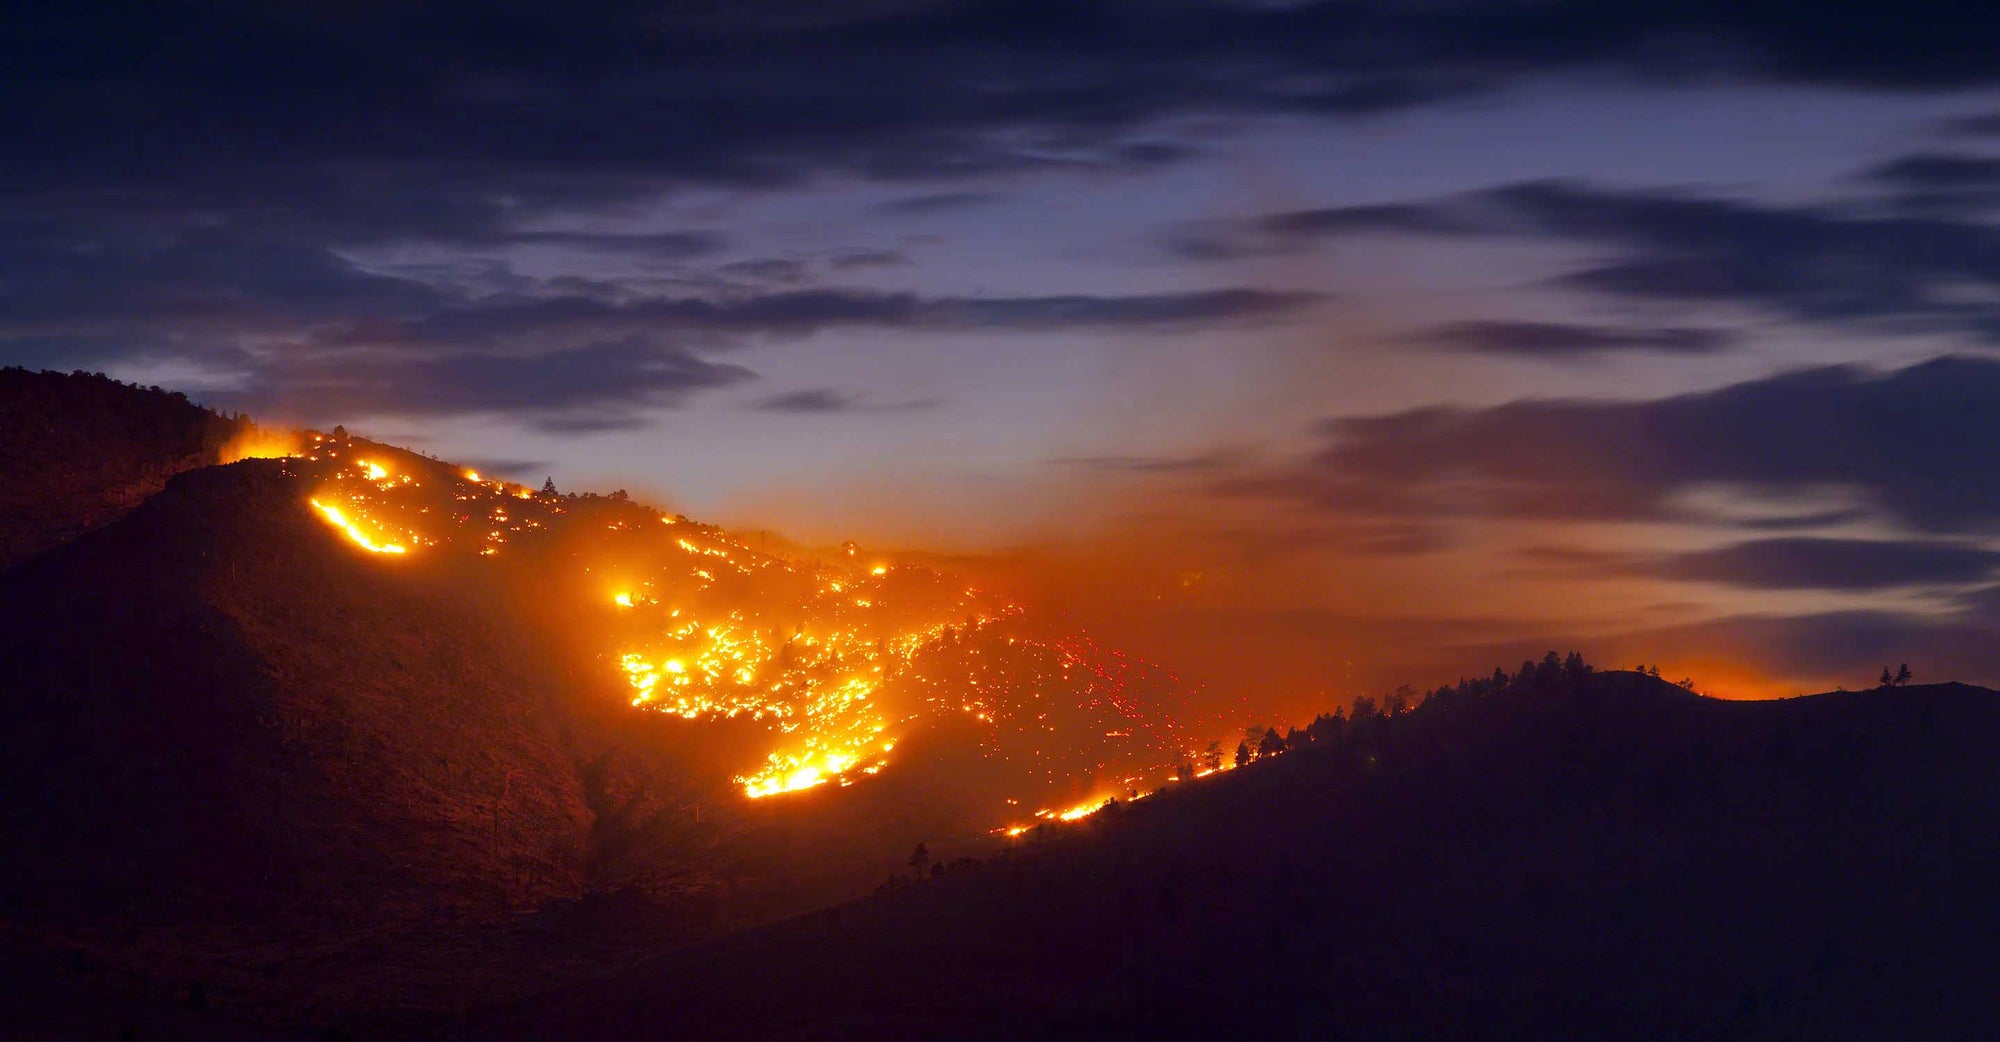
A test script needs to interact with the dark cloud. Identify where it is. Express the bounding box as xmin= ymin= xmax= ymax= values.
xmin=215 ymin=338 xmax=754 ymax=430
xmin=1264 ymin=203 xmax=1496 ymax=239
xmin=0 ymin=198 xmax=1307 ymax=353
xmin=1856 ymin=152 xmax=2000 ymax=214
xmin=16 ymin=2 xmax=2000 ymax=221
xmin=828 ymin=250 xmax=911 ymax=270
xmin=1164 ymin=201 xmax=1500 ymax=260
xmin=16 ymin=2 xmax=2000 ymax=421
xmin=942 ymin=288 xmax=1317 ymax=329
xmin=871 ymin=192 xmax=1007 ymax=216
xmin=0 ymin=334 xmax=247 ymax=374
xmin=0 ymin=223 xmax=1309 ymax=416
xmin=1255 ymin=355 xmax=2000 ymax=534
xmin=1419 ymin=320 xmax=1737 ymax=357
xmin=0 ymin=221 xmax=448 ymax=327
xmin=1938 ymin=111 xmax=2000 ymax=138
xmin=719 ymin=258 xmax=812 ymax=284
xmin=754 ymin=387 xmax=941 ymax=414
xmin=1862 ymin=153 xmax=2000 ymax=191
xmin=1514 ymin=544 xmax=1631 ymax=569
xmin=1111 ymin=142 xmax=1199 ymax=168
xmin=758 ymin=389 xmax=861 ymax=413
xmin=1956 ymin=585 xmax=2000 ymax=617
xmin=1649 ymin=537 xmax=2000 ymax=591
xmin=1055 ymin=449 xmax=1245 ymax=475
xmin=348 ymin=287 xmax=1320 ymax=351
xmin=451 ymin=230 xmax=725 ymax=256
xmin=1244 ymin=179 xmax=2000 ymax=340
xmin=1735 ymin=509 xmax=1872 ymax=532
